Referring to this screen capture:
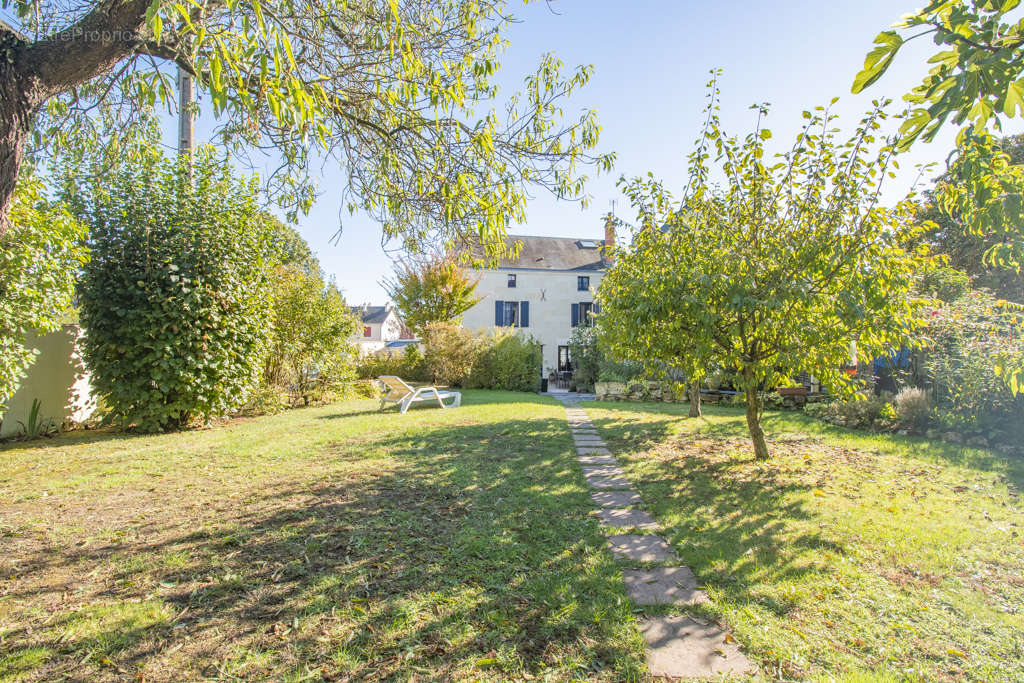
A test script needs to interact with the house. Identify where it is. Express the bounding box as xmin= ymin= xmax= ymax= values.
xmin=350 ymin=304 xmax=414 ymax=356
xmin=460 ymin=216 xmax=615 ymax=379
